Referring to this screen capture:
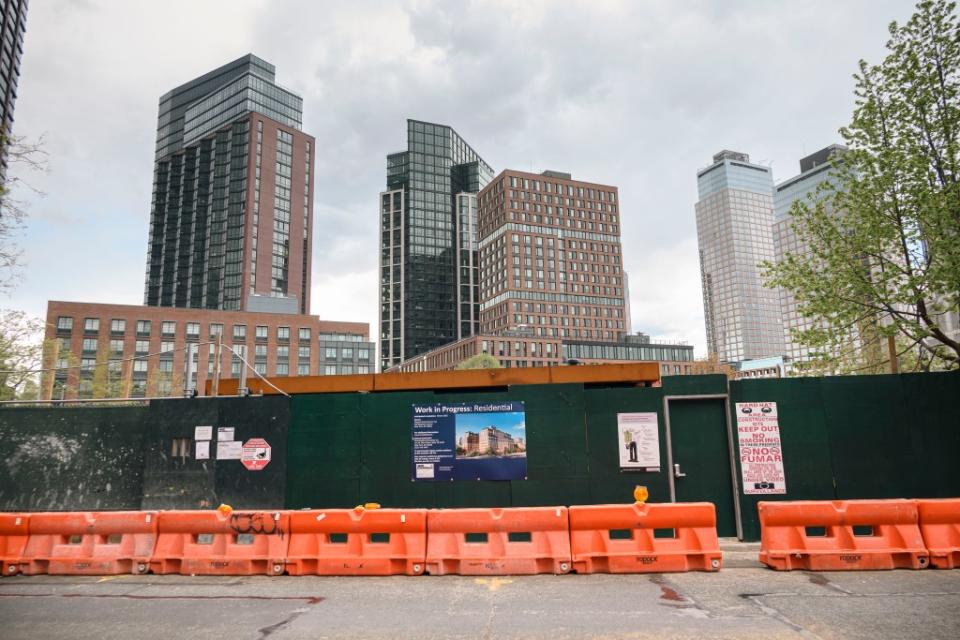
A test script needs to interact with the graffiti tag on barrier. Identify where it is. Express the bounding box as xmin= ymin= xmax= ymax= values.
xmin=229 ymin=512 xmax=285 ymax=539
